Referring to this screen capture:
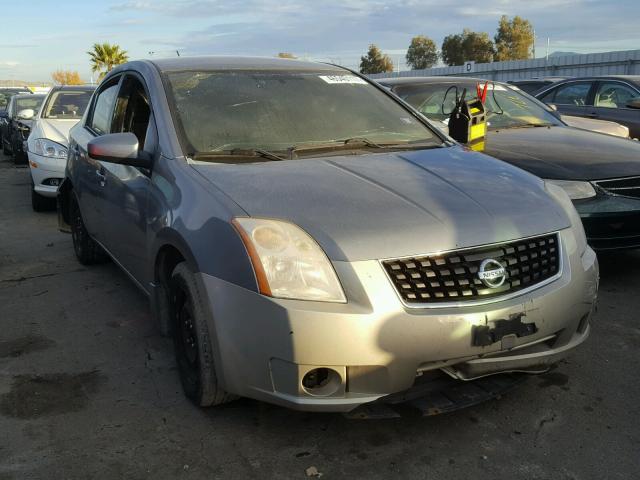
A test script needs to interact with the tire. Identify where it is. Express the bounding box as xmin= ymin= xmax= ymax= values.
xmin=2 ymin=136 xmax=10 ymax=155
xmin=12 ymin=136 xmax=25 ymax=165
xmin=69 ymin=195 xmax=107 ymax=265
xmin=170 ymin=262 xmax=235 ymax=407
